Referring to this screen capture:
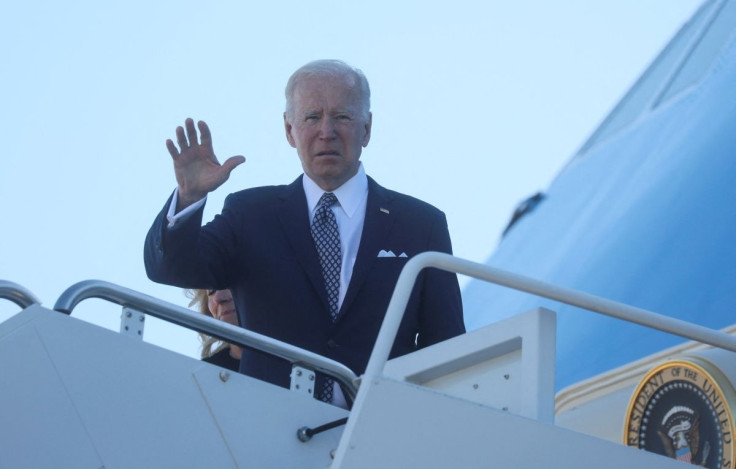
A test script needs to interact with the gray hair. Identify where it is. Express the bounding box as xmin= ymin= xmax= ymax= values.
xmin=284 ymin=59 xmax=371 ymax=119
